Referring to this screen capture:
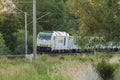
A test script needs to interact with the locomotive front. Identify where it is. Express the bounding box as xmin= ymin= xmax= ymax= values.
xmin=37 ymin=31 xmax=53 ymax=52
